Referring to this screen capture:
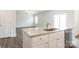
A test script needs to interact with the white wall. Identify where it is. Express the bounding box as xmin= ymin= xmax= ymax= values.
xmin=16 ymin=10 xmax=34 ymax=28
xmin=36 ymin=11 xmax=54 ymax=27
xmin=36 ymin=10 xmax=74 ymax=29
xmin=16 ymin=10 xmax=74 ymax=29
